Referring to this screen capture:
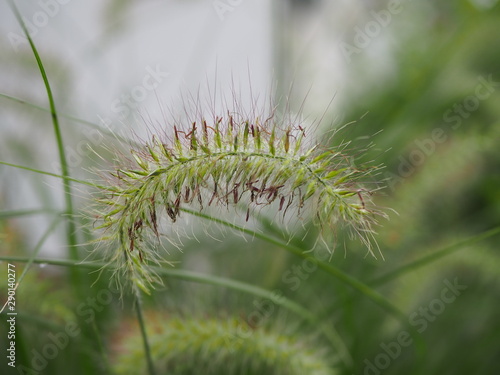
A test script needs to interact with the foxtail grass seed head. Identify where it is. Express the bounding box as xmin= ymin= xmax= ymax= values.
xmin=93 ymin=101 xmax=386 ymax=294
xmin=114 ymin=316 xmax=336 ymax=375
